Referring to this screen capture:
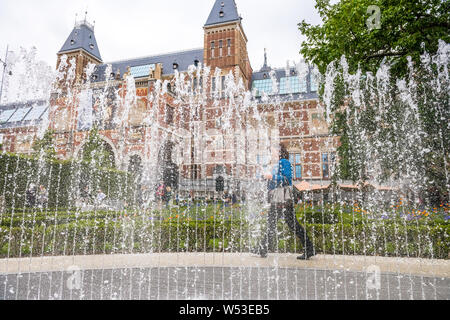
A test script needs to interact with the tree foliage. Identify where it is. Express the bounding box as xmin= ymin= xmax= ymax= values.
xmin=299 ymin=0 xmax=449 ymax=205
xmin=32 ymin=129 xmax=57 ymax=161
xmin=81 ymin=126 xmax=115 ymax=169
xmin=299 ymin=0 xmax=449 ymax=78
